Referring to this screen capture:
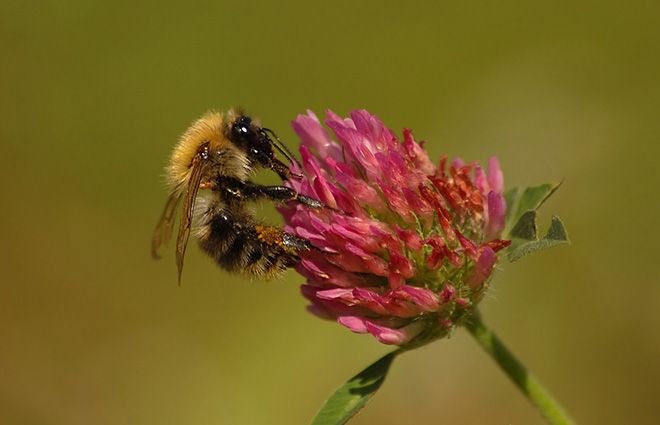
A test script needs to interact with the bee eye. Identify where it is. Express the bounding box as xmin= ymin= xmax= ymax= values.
xmin=230 ymin=115 xmax=274 ymax=165
xmin=232 ymin=116 xmax=252 ymax=140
